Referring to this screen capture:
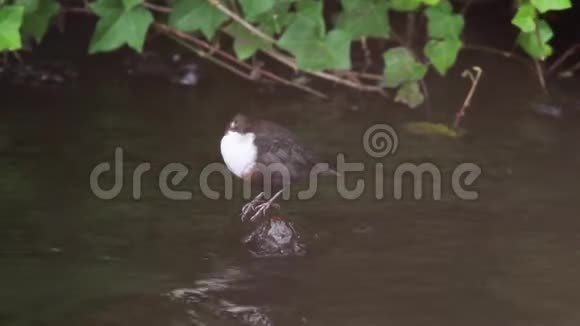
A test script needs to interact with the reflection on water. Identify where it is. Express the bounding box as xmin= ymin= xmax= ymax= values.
xmin=1 ymin=54 xmax=580 ymax=326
